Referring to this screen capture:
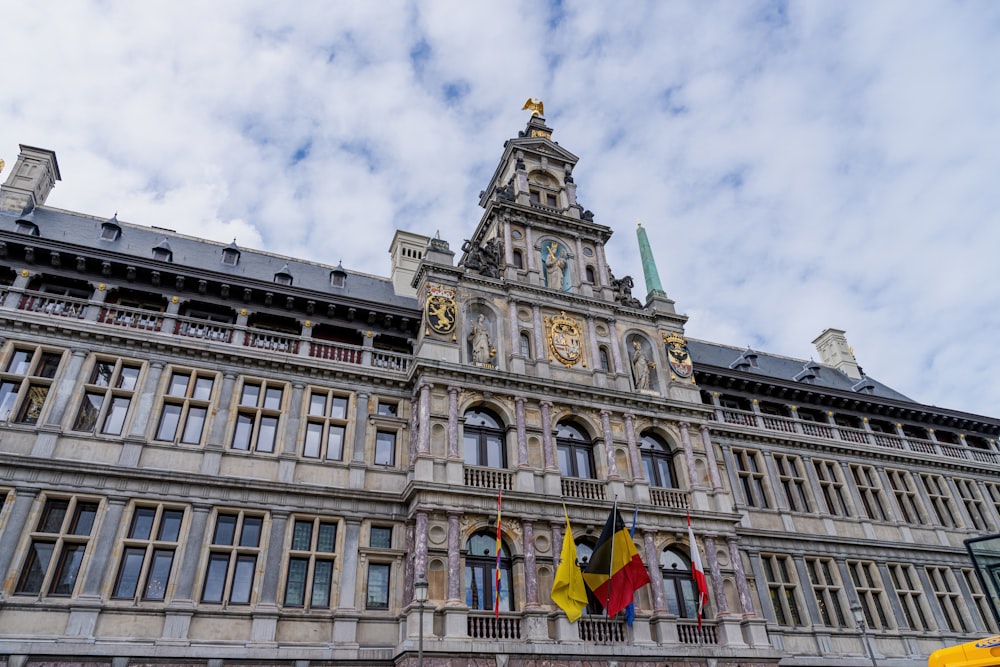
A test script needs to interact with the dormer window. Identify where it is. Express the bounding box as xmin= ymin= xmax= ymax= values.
xmin=274 ymin=264 xmax=293 ymax=286
xmin=15 ymin=221 xmax=39 ymax=236
xmin=794 ymin=360 xmax=821 ymax=383
xmin=330 ymin=262 xmax=347 ymax=288
xmin=101 ymin=214 xmax=122 ymax=241
xmin=152 ymin=240 xmax=173 ymax=262
xmin=222 ymin=241 xmax=240 ymax=267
